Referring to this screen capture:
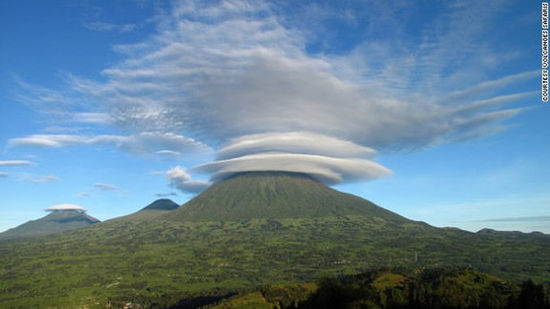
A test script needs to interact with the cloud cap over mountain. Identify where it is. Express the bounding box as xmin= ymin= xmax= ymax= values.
xmin=216 ymin=132 xmax=377 ymax=160
xmin=45 ymin=204 xmax=86 ymax=212
xmin=196 ymin=132 xmax=391 ymax=185
xmin=195 ymin=153 xmax=392 ymax=185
